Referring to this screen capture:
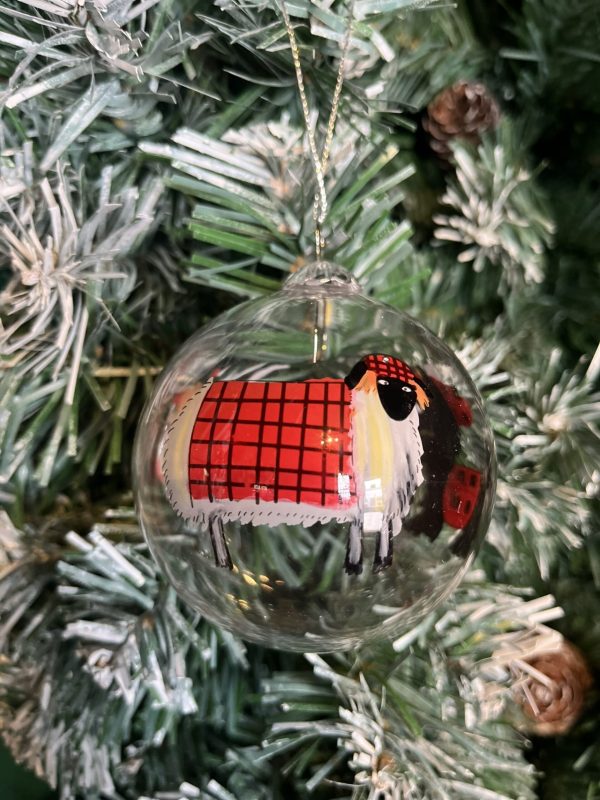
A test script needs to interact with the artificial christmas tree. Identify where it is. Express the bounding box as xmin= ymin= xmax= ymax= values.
xmin=0 ymin=0 xmax=599 ymax=798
